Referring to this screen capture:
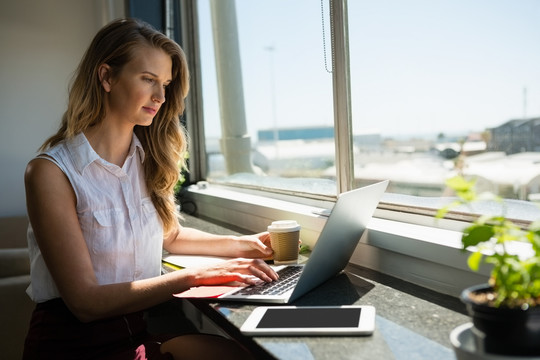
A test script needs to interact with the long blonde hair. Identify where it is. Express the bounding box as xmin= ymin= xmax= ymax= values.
xmin=41 ymin=18 xmax=189 ymax=236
